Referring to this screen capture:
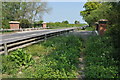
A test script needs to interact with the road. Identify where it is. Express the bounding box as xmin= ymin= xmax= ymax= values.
xmin=0 ymin=28 xmax=75 ymax=44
